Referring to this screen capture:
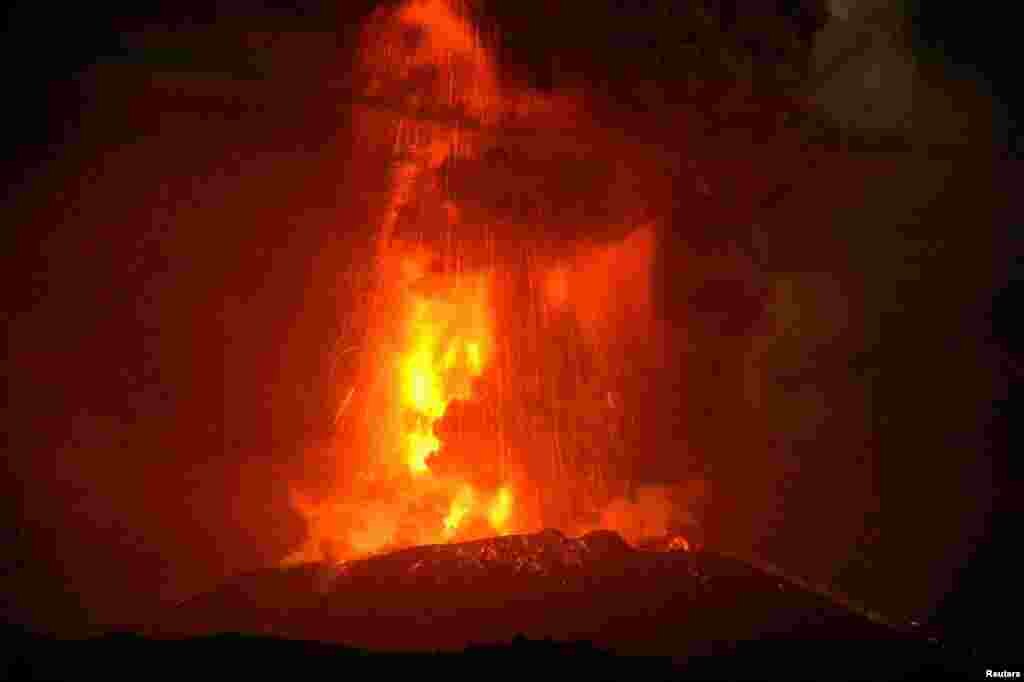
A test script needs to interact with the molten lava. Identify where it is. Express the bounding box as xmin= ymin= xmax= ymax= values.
xmin=394 ymin=262 xmax=508 ymax=540
xmin=487 ymin=486 xmax=513 ymax=532
xmin=399 ymin=269 xmax=492 ymax=479
xmin=283 ymin=0 xmax=701 ymax=568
